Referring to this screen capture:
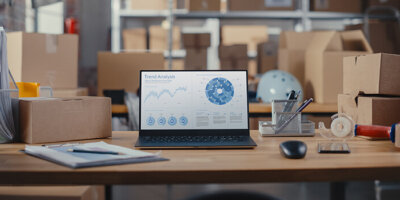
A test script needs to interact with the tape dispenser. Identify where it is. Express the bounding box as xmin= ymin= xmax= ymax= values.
xmin=318 ymin=113 xmax=355 ymax=153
